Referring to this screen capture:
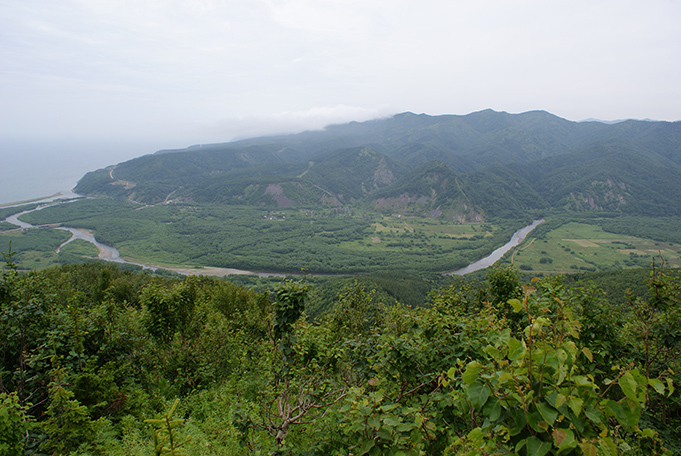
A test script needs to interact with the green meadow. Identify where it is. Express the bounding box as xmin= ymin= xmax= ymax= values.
xmin=511 ymin=221 xmax=681 ymax=273
xmin=59 ymin=238 xmax=101 ymax=258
